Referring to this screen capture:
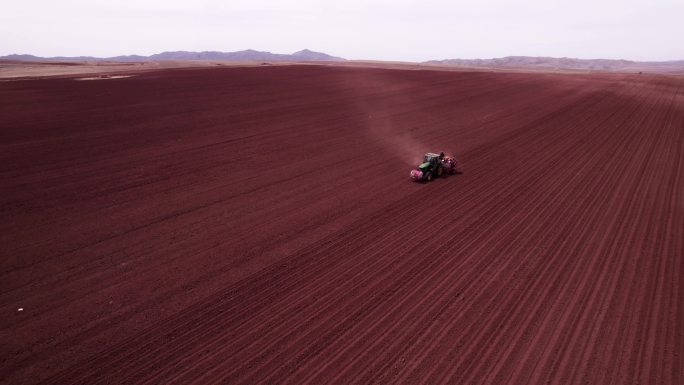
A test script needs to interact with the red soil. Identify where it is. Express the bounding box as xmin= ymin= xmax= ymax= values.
xmin=1 ymin=65 xmax=682 ymax=384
